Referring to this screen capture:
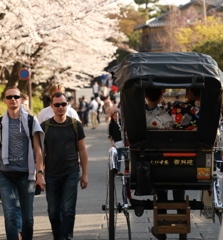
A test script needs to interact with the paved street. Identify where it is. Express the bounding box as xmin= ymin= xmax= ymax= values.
xmin=0 ymin=88 xmax=221 ymax=239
